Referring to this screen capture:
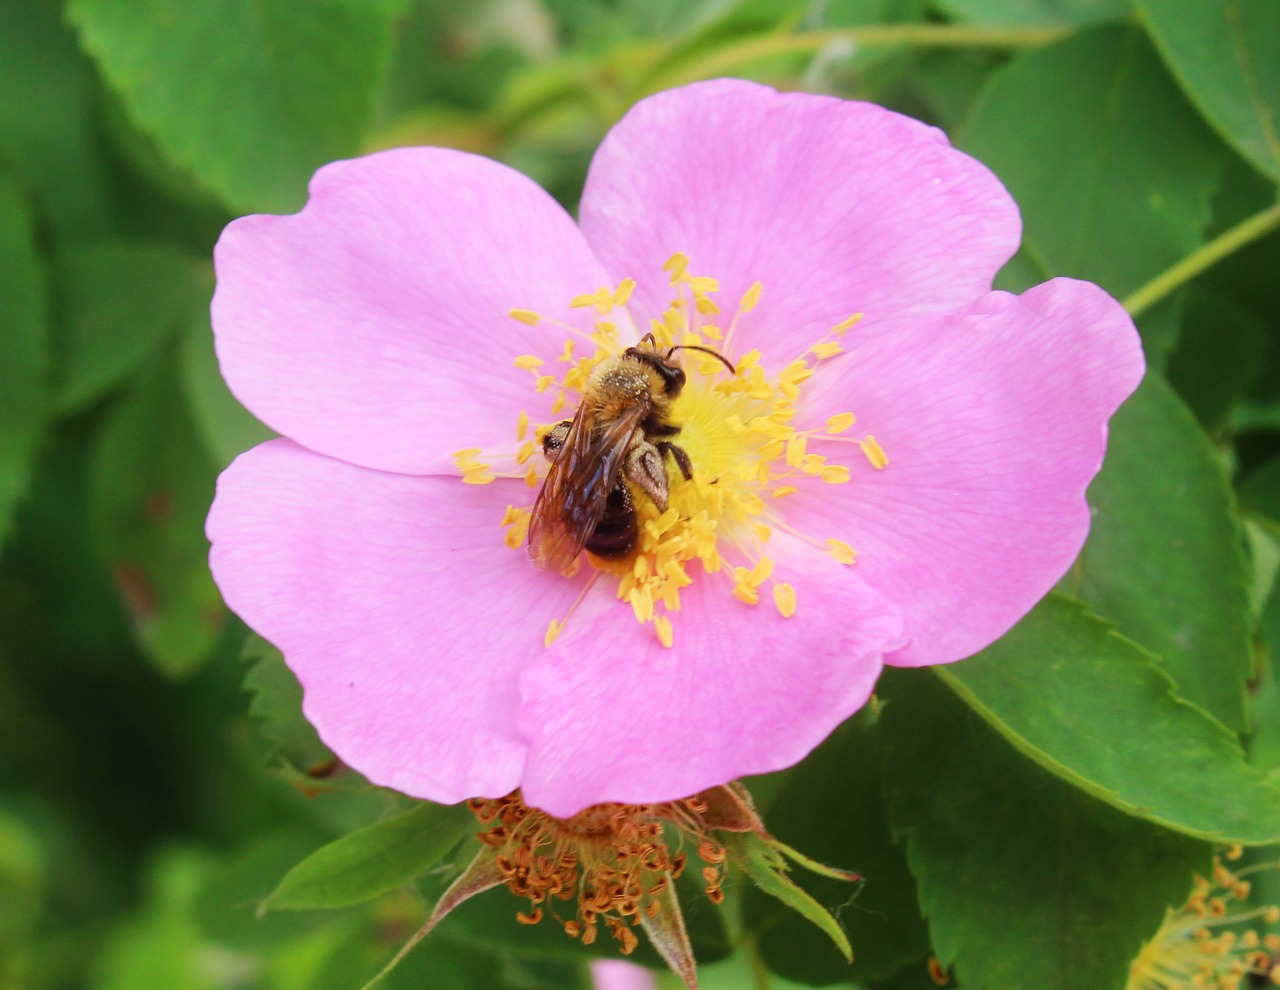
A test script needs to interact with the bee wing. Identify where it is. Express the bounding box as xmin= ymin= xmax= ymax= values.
xmin=528 ymin=399 xmax=647 ymax=572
